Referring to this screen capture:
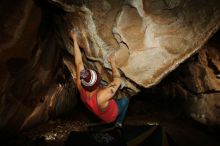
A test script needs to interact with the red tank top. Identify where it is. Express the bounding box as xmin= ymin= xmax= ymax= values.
xmin=80 ymin=88 xmax=118 ymax=123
